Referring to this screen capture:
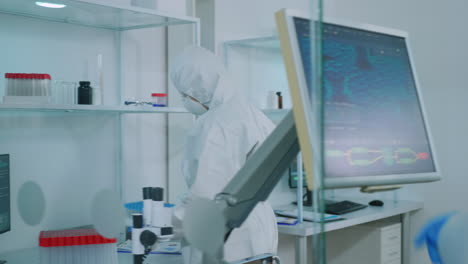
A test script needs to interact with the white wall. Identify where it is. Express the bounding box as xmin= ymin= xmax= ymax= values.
xmin=121 ymin=27 xmax=168 ymax=203
xmin=225 ymin=46 xmax=292 ymax=109
xmin=322 ymin=1 xmax=468 ymax=263
xmin=0 ymin=11 xmax=168 ymax=252
xmin=214 ymin=1 xmax=309 ymax=49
